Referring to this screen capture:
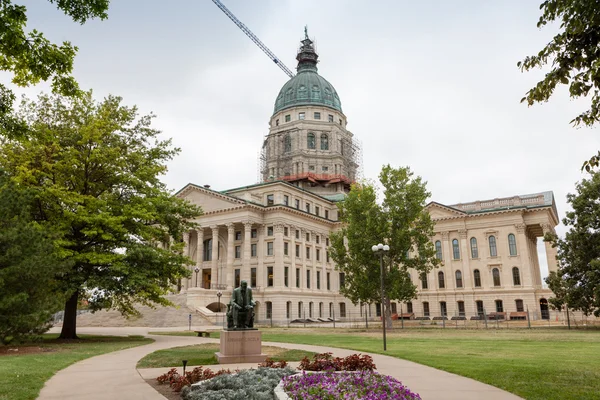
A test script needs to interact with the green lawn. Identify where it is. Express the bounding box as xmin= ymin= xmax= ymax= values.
xmin=256 ymin=328 xmax=600 ymax=400
xmin=136 ymin=343 xmax=315 ymax=368
xmin=0 ymin=334 xmax=152 ymax=400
